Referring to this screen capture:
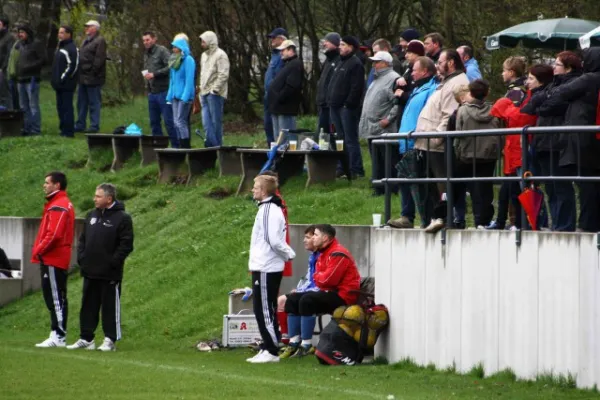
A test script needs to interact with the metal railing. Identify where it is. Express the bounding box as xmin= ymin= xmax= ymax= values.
xmin=370 ymin=125 xmax=600 ymax=242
